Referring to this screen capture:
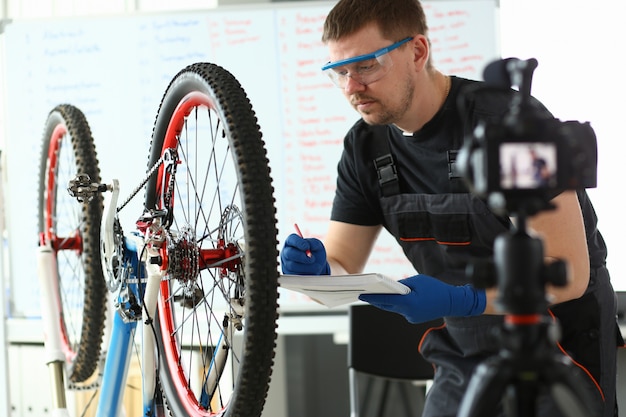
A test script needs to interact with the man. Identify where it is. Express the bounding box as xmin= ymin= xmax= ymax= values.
xmin=529 ymin=147 xmax=553 ymax=187
xmin=280 ymin=0 xmax=622 ymax=416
